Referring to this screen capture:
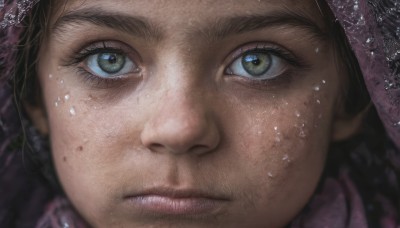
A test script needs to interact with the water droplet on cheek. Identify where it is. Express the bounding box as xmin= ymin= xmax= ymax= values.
xmin=274 ymin=126 xmax=282 ymax=142
xmin=295 ymin=122 xmax=307 ymax=138
xmin=54 ymin=97 xmax=62 ymax=107
xmin=282 ymin=154 xmax=289 ymax=161
xmin=48 ymin=74 xmax=53 ymax=79
xmin=64 ymin=94 xmax=70 ymax=101
xmin=313 ymin=86 xmax=320 ymax=91
xmin=295 ymin=111 xmax=301 ymax=118
xmin=315 ymin=47 xmax=320 ymax=53
xmin=69 ymin=107 xmax=76 ymax=116
xmin=268 ymin=172 xmax=274 ymax=178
